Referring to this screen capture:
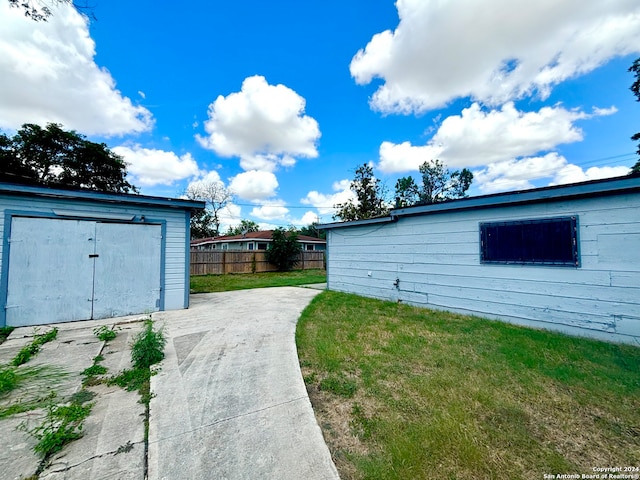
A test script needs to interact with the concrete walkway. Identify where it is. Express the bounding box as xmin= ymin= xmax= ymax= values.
xmin=148 ymin=287 xmax=339 ymax=480
xmin=0 ymin=287 xmax=339 ymax=480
